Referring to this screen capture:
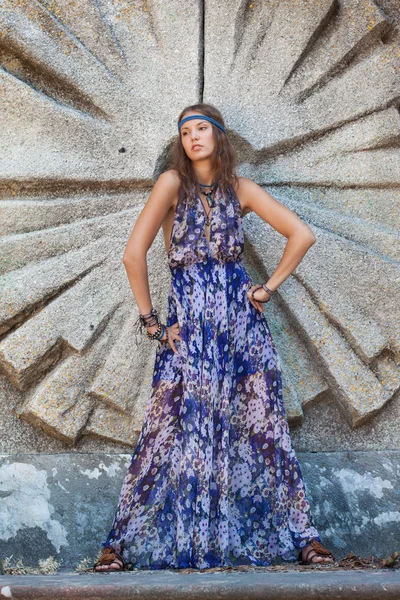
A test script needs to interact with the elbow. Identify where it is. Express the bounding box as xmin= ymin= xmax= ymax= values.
xmin=302 ymin=225 xmax=316 ymax=247
xmin=122 ymin=252 xmax=134 ymax=266
xmin=122 ymin=250 xmax=146 ymax=266
xmin=307 ymin=233 xmax=317 ymax=247
xmin=290 ymin=228 xmax=316 ymax=248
